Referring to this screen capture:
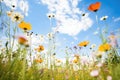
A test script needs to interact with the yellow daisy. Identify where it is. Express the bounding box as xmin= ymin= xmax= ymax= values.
xmin=98 ymin=43 xmax=111 ymax=52
xmin=18 ymin=21 xmax=32 ymax=31
xmin=78 ymin=41 xmax=89 ymax=47
xmin=73 ymin=57 xmax=79 ymax=63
